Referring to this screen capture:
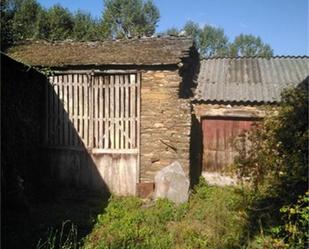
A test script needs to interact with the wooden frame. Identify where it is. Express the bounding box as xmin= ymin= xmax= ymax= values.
xmin=45 ymin=71 xmax=141 ymax=194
